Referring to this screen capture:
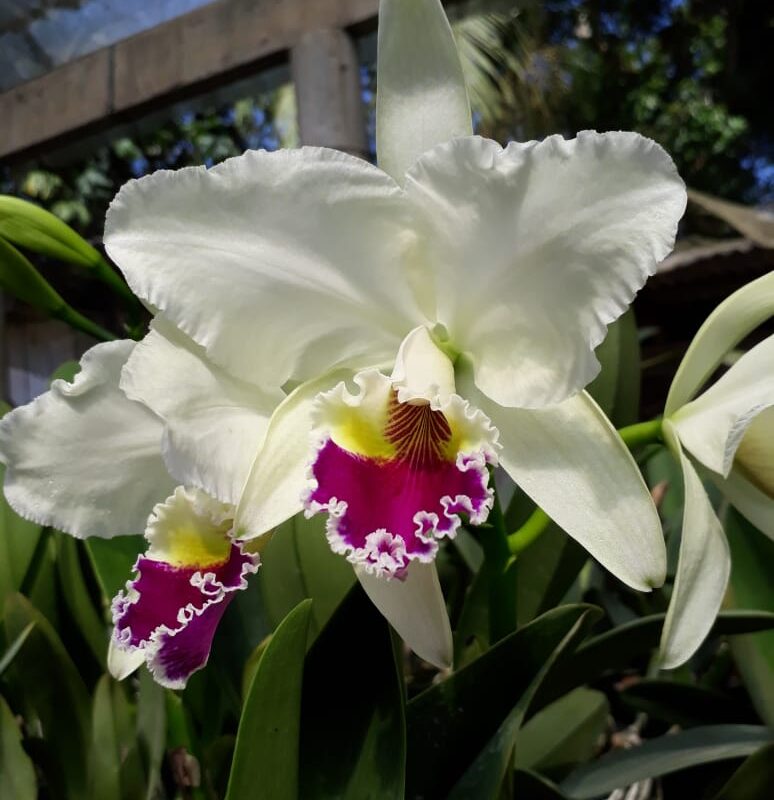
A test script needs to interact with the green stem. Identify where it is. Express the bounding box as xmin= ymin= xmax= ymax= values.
xmin=618 ymin=418 xmax=663 ymax=449
xmin=508 ymin=508 xmax=550 ymax=556
xmin=480 ymin=486 xmax=518 ymax=643
xmin=56 ymin=306 xmax=115 ymax=342
xmin=505 ymin=417 xmax=664 ymax=557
